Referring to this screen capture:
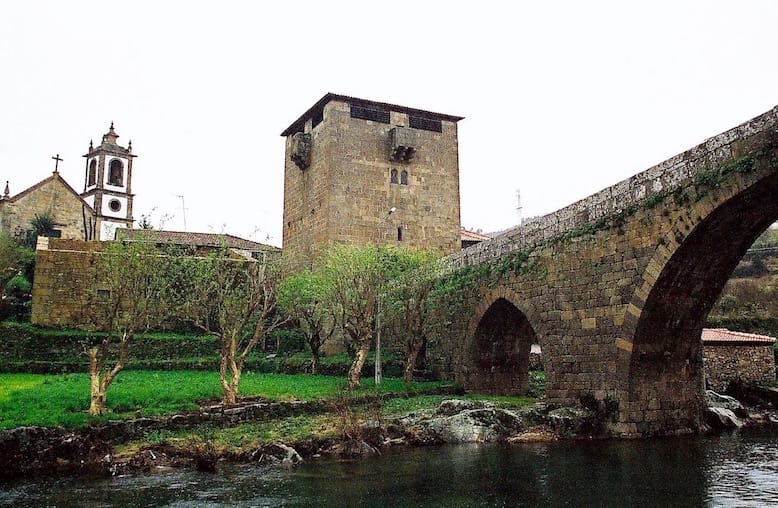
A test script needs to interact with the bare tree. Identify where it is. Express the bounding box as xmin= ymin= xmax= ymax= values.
xmin=85 ymin=239 xmax=178 ymax=416
xmin=321 ymin=245 xmax=391 ymax=389
xmin=385 ymin=251 xmax=440 ymax=383
xmin=186 ymin=249 xmax=287 ymax=404
xmin=278 ymin=268 xmax=335 ymax=374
